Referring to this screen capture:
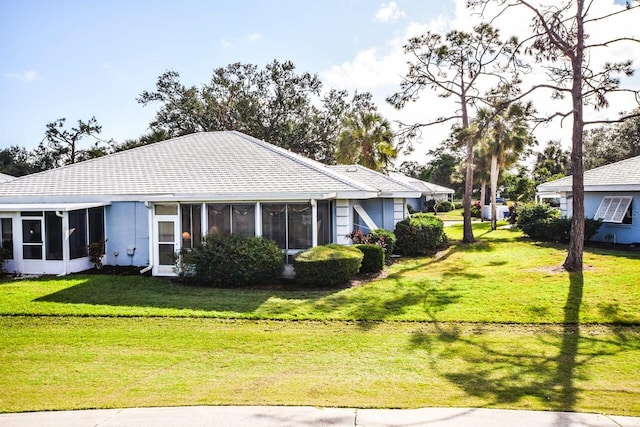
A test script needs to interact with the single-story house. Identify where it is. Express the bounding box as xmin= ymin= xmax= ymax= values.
xmin=0 ymin=131 xmax=420 ymax=276
xmin=537 ymin=155 xmax=640 ymax=244
xmin=388 ymin=173 xmax=455 ymax=212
